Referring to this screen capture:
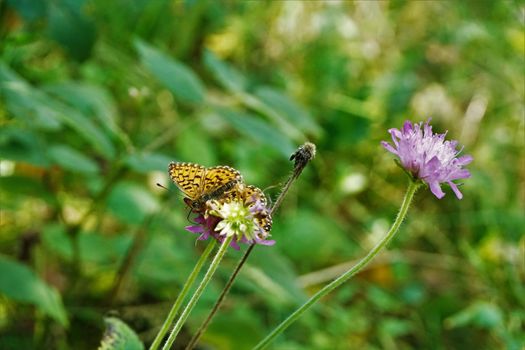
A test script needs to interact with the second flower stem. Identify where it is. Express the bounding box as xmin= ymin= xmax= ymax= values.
xmin=149 ymin=239 xmax=216 ymax=350
xmin=252 ymin=181 xmax=421 ymax=349
xmin=161 ymin=236 xmax=234 ymax=350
